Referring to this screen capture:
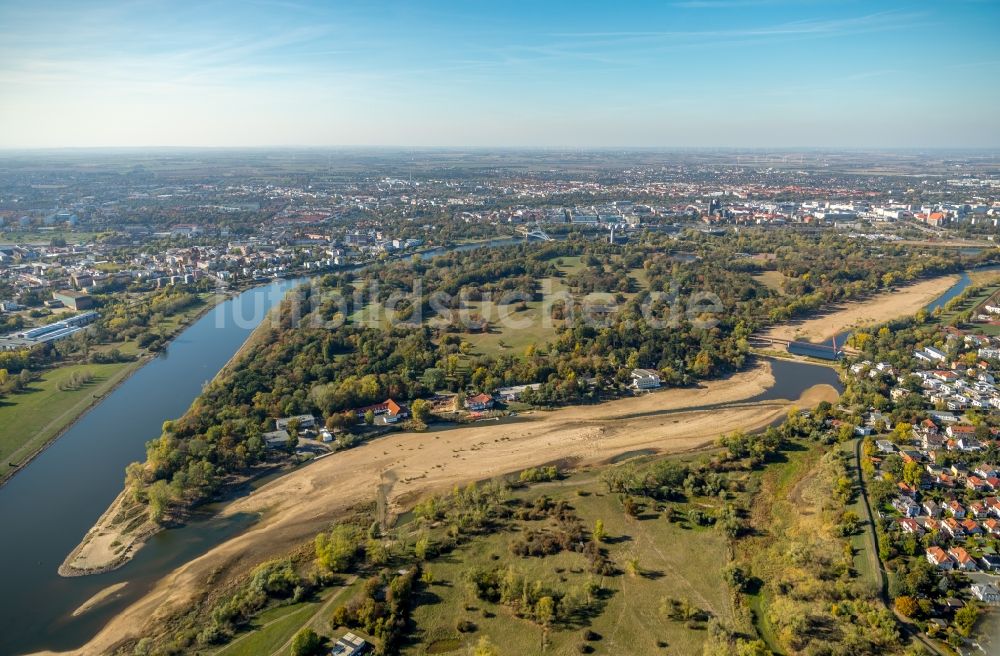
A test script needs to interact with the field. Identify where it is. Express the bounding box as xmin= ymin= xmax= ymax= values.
xmin=0 ymin=361 xmax=136 ymax=474
xmin=196 ymin=458 xmax=744 ymax=656
xmin=732 ymin=436 xmax=897 ymax=655
xmin=841 ymin=440 xmax=882 ymax=594
xmin=935 ymin=268 xmax=1000 ymax=336
xmin=0 ymin=230 xmax=102 ymax=244
xmin=399 ymin=468 xmax=742 ymax=656
xmin=348 ymin=255 xmax=607 ymax=360
xmin=211 ymin=579 xmax=360 ymax=656
xmin=753 ymin=270 xmax=788 ymax=295
xmin=457 ymin=254 xmax=654 ymax=360
xmin=214 ymin=602 xmax=319 ymax=656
